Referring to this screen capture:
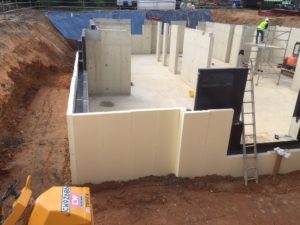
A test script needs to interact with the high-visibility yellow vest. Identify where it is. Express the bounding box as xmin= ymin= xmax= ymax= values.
xmin=257 ymin=21 xmax=268 ymax=31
